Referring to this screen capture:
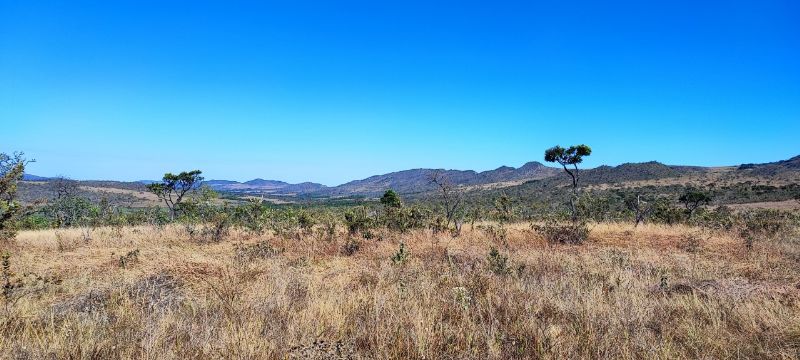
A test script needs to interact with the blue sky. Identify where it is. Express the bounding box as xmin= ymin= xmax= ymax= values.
xmin=2 ymin=1 xmax=798 ymax=185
